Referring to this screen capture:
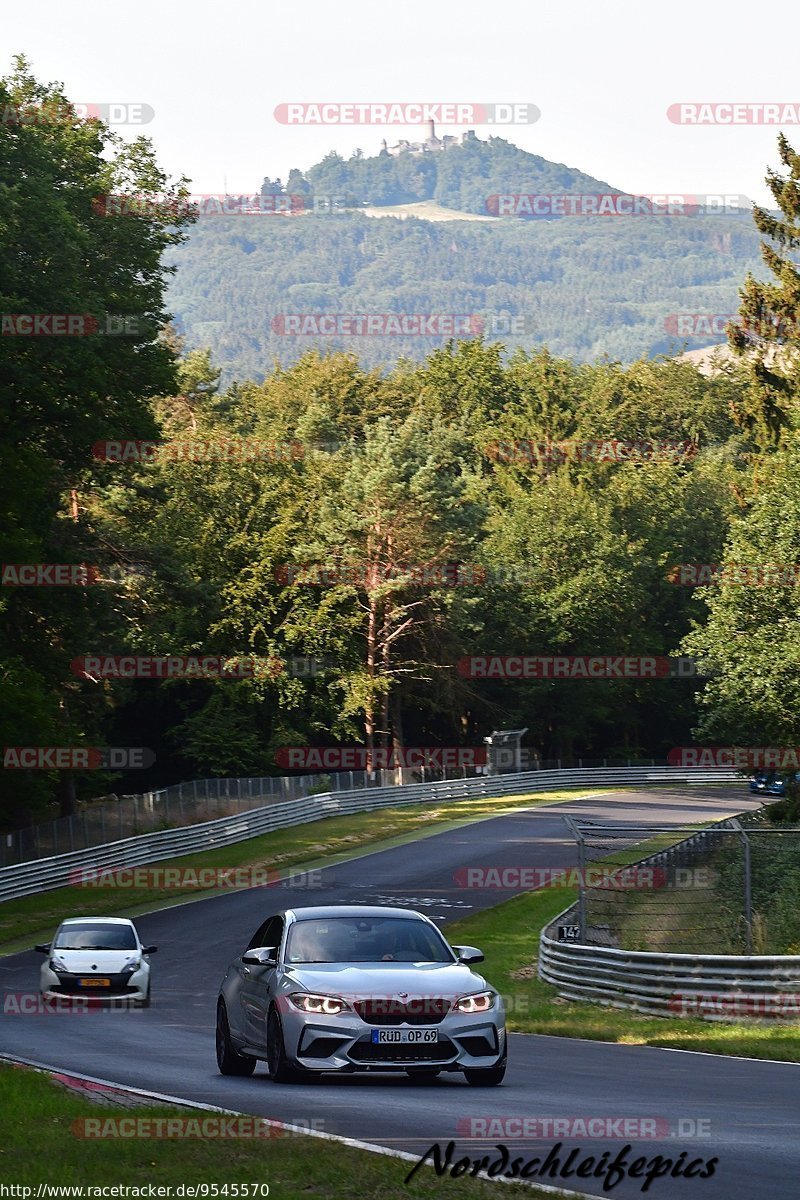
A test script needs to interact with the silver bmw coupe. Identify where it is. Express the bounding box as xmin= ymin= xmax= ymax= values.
xmin=216 ymin=905 xmax=506 ymax=1085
